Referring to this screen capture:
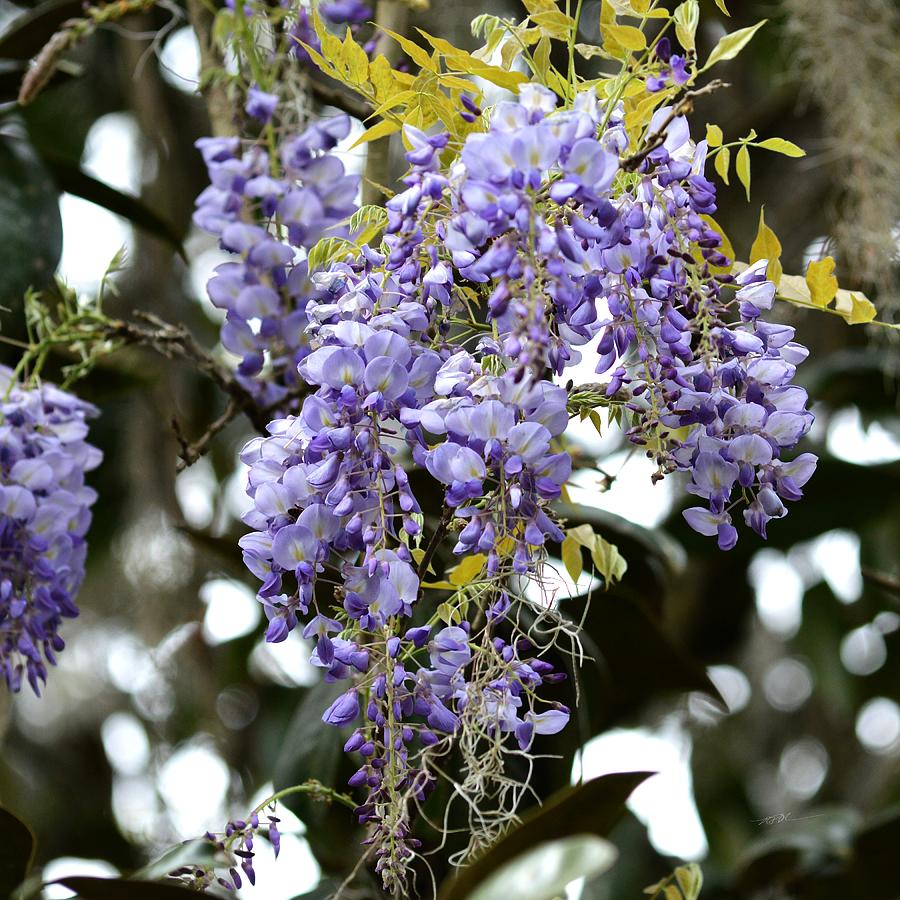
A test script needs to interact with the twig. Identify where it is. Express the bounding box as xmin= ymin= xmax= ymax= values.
xmin=18 ymin=0 xmax=158 ymax=106
xmin=308 ymin=75 xmax=372 ymax=121
xmin=416 ymin=506 xmax=454 ymax=585
xmin=621 ymin=80 xmax=728 ymax=172
xmin=862 ymin=567 xmax=900 ymax=600
xmin=108 ymin=311 xmax=270 ymax=432
xmin=173 ymin=397 xmax=239 ymax=472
